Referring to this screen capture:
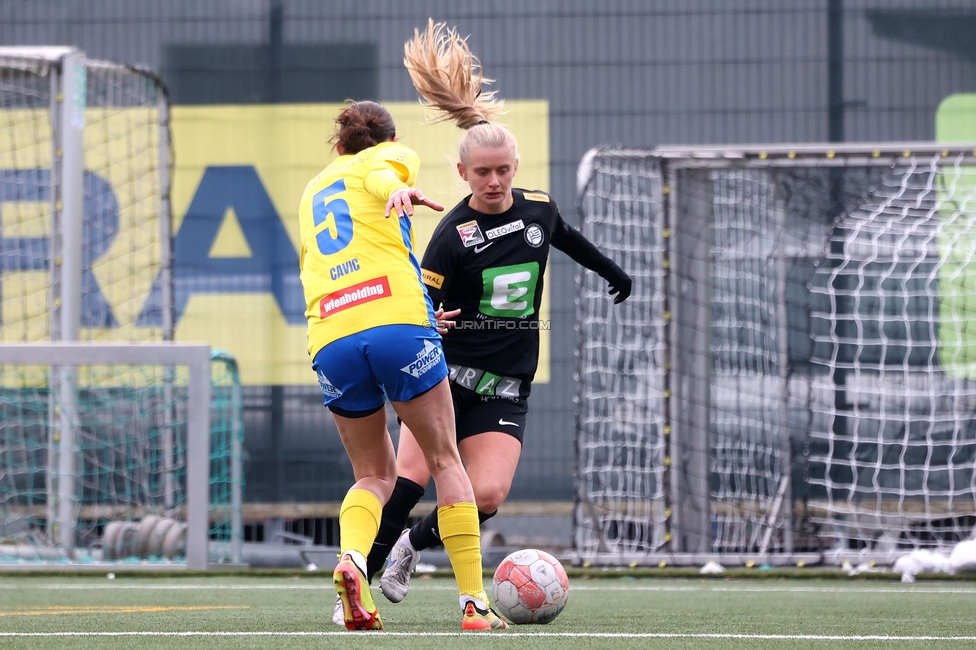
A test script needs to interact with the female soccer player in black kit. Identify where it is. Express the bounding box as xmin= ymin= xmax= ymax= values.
xmin=333 ymin=22 xmax=632 ymax=620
